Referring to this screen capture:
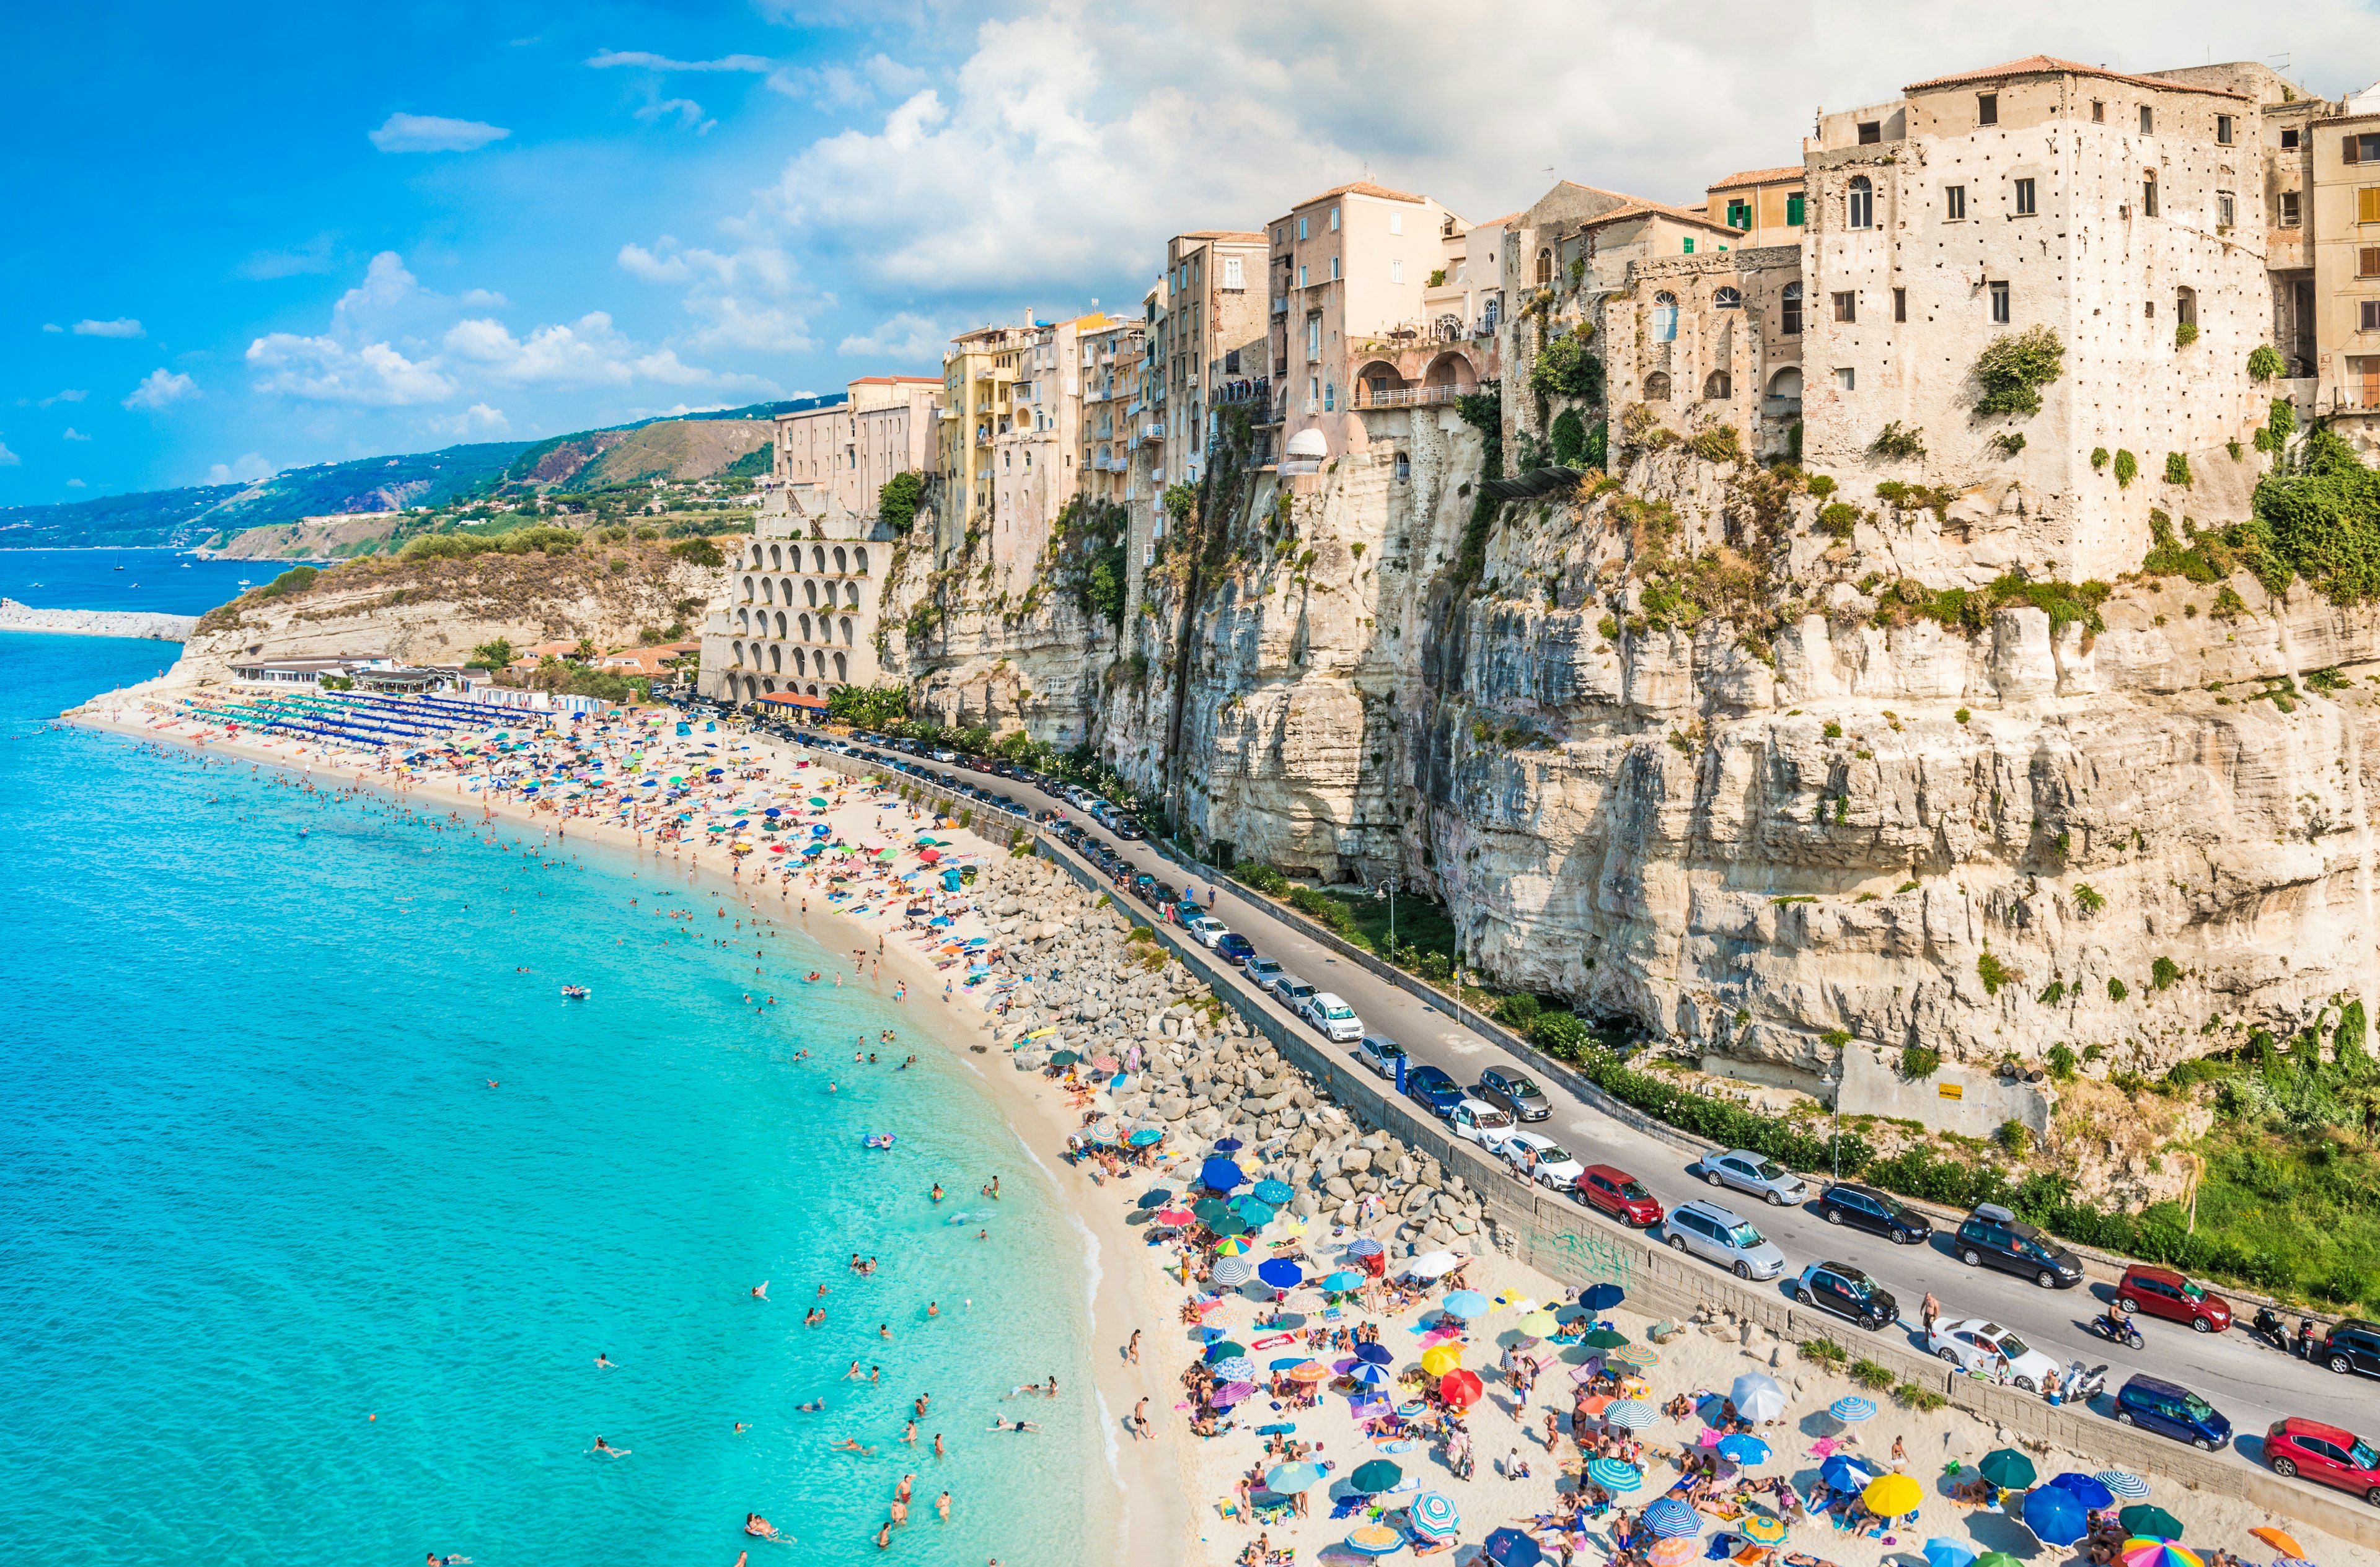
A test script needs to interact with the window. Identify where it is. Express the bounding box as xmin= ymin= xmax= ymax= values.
xmin=1978 ymin=93 xmax=1999 ymax=126
xmin=1713 ymin=286 xmax=1742 ymax=309
xmin=2218 ymin=190 xmax=2235 ymax=228
xmin=2363 ymin=302 xmax=2380 ymax=333
xmin=1781 ymin=282 xmax=1803 ymax=335
xmin=1652 ymin=291 xmax=1679 ymax=341
xmin=1944 ymin=184 xmax=1967 ymax=221
xmin=1848 ymin=176 xmax=1874 ymax=229
xmin=2363 ymin=187 xmax=2380 ymax=224
xmin=1832 ymin=290 xmax=1857 ymax=323
xmin=2140 ymin=105 xmax=2154 ymax=134
xmin=1836 ymin=366 xmax=1856 ymax=391
xmin=1786 ymin=191 xmax=1805 ymax=225
xmin=2015 ymin=178 xmax=2037 ymax=215
xmin=2281 ymin=127 xmax=2299 ymax=149
xmin=1895 ymin=287 xmax=1908 ymax=322
xmin=1223 ymin=256 xmax=1243 ymax=289
xmin=2091 ymin=99 xmax=2105 ymax=123
xmin=1990 ymin=281 xmax=2010 ymax=323
xmin=1727 ymin=198 xmax=1752 ymax=229
xmin=2282 ymin=191 xmax=2301 ymax=226
xmin=2143 ymin=172 xmax=2158 ymax=217
xmin=1857 ymin=120 xmax=1881 ymax=145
